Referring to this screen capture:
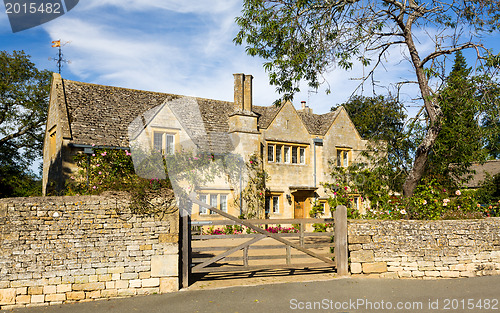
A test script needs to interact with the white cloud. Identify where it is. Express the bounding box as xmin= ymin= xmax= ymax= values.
xmin=79 ymin=0 xmax=238 ymax=14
